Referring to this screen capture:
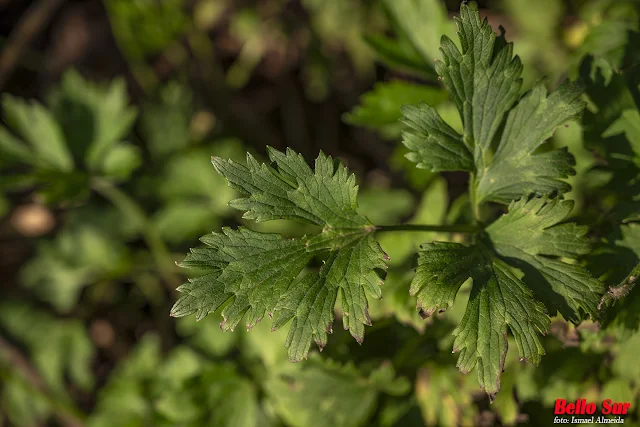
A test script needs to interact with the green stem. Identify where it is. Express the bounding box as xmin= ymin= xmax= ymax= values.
xmin=376 ymin=224 xmax=480 ymax=233
xmin=91 ymin=178 xmax=179 ymax=288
